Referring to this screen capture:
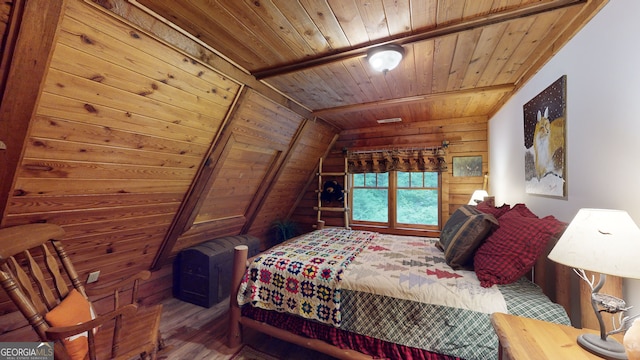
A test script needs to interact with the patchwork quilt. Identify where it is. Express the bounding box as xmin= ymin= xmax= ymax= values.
xmin=236 ymin=228 xmax=376 ymax=326
xmin=238 ymin=229 xmax=570 ymax=360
